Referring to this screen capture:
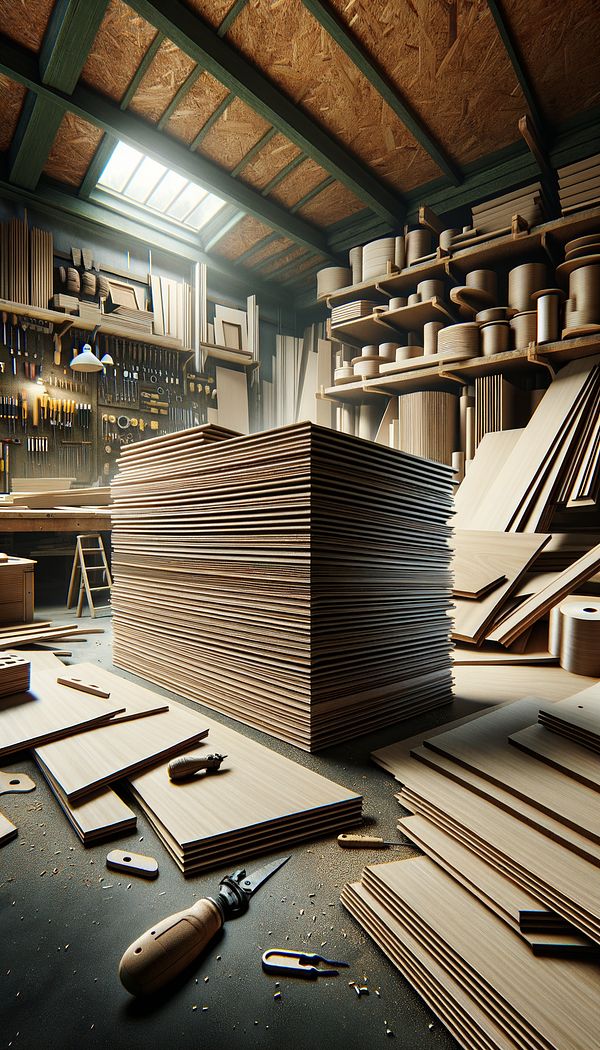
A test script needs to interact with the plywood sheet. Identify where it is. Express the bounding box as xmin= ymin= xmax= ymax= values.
xmin=34 ymin=758 xmax=137 ymax=845
xmin=269 ymin=158 xmax=329 ymax=208
xmin=81 ymin=0 xmax=159 ymax=104
xmin=297 ymin=180 xmax=364 ymax=227
xmin=184 ymin=0 xmax=240 ymax=29
xmin=329 ymin=0 xmax=526 ymax=166
xmin=198 ymin=96 xmax=271 ymax=170
xmin=35 ymin=704 xmax=209 ymax=801
xmin=43 ymin=112 xmax=104 ymax=188
xmin=225 ymin=0 xmax=441 ymax=192
xmin=212 ymin=215 xmax=272 ymax=261
xmin=164 ymin=70 xmax=229 ymax=146
xmin=0 ymin=74 xmax=25 ymax=152
xmin=215 ymin=366 xmax=249 ymax=433
xmin=501 ymin=0 xmax=600 ymax=125
xmin=453 ymin=428 xmax=523 ymax=527
xmin=239 ymin=132 xmax=302 ymax=191
xmin=510 ymin=723 xmax=600 ymax=792
xmin=260 ymin=245 xmax=307 ymax=275
xmin=0 ymin=0 xmax=54 ymax=52
xmin=129 ymin=38 xmax=197 ymax=123
xmin=245 ymin=236 xmax=291 ymax=268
